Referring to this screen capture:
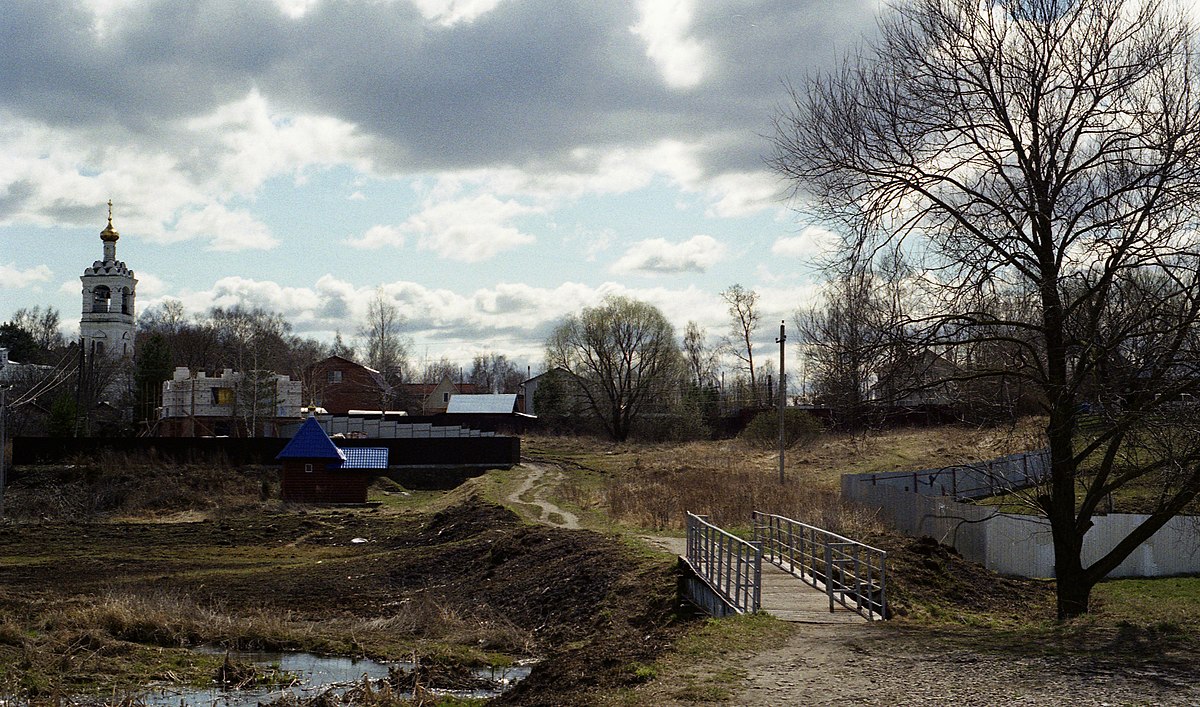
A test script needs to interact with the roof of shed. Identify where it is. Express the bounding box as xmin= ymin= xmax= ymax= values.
xmin=342 ymin=447 xmax=389 ymax=470
xmin=446 ymin=393 xmax=518 ymax=414
xmin=276 ymin=416 xmax=346 ymax=461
